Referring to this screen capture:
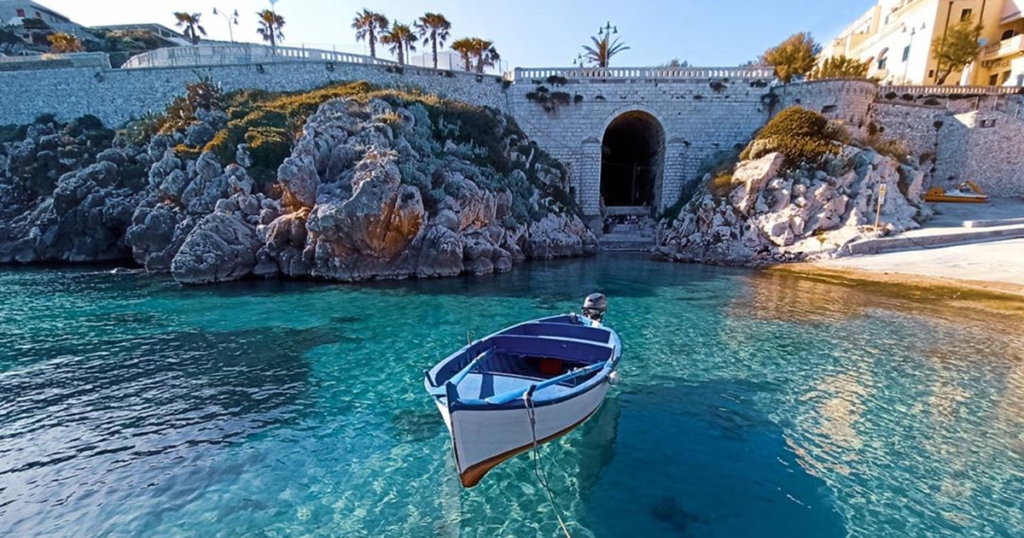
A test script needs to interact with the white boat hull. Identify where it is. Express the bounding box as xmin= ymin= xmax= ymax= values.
xmin=440 ymin=381 xmax=610 ymax=487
